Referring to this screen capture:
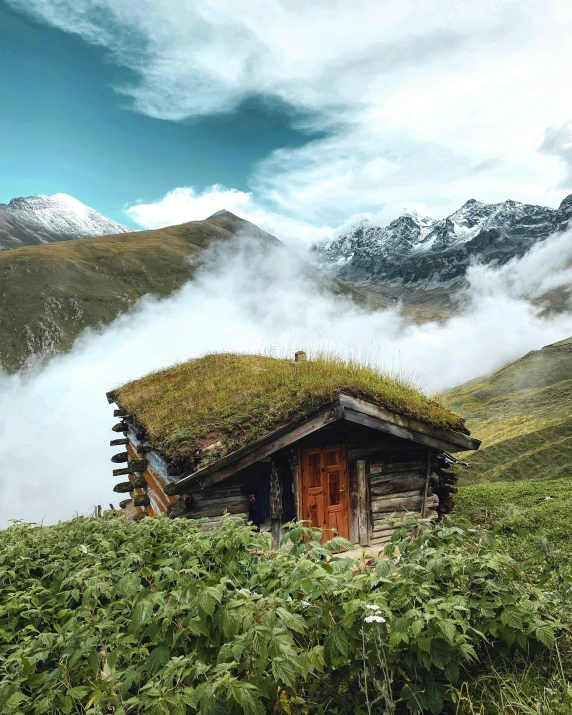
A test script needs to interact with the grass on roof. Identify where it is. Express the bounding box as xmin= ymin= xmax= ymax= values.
xmin=114 ymin=352 xmax=466 ymax=465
